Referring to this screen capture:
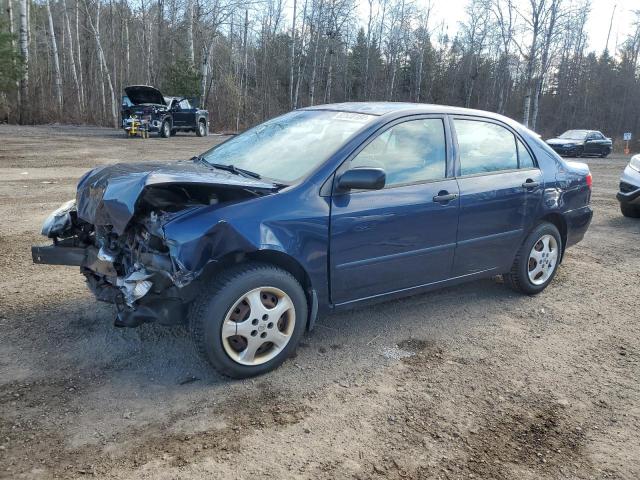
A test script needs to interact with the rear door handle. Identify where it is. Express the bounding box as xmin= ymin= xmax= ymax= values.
xmin=433 ymin=192 xmax=458 ymax=203
xmin=522 ymin=180 xmax=539 ymax=189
